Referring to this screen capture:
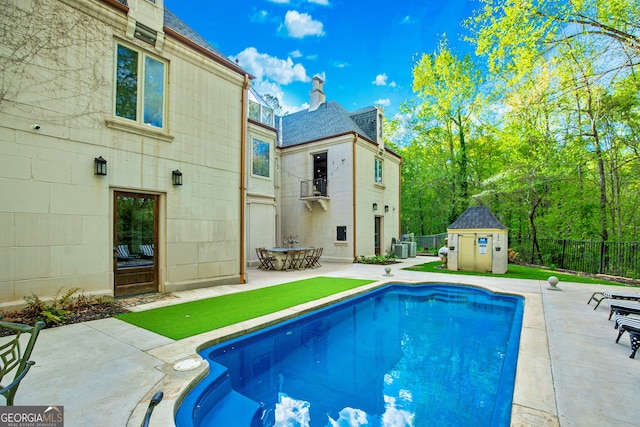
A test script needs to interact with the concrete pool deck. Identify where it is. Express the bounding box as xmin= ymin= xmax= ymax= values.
xmin=12 ymin=256 xmax=639 ymax=426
